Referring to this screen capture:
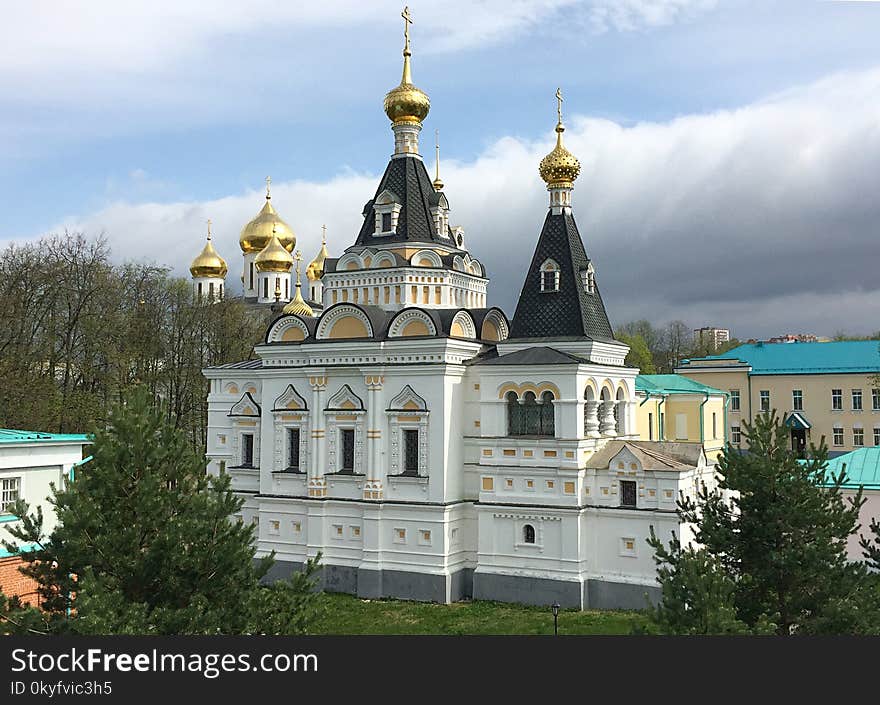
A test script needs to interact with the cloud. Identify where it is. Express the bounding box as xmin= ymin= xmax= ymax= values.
xmin=18 ymin=66 xmax=880 ymax=340
xmin=586 ymin=0 xmax=718 ymax=33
